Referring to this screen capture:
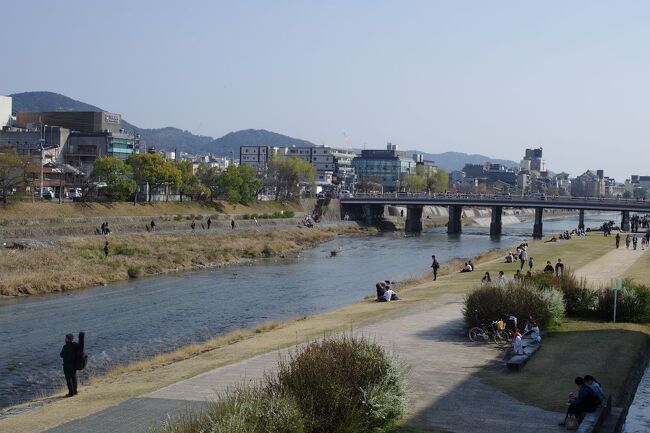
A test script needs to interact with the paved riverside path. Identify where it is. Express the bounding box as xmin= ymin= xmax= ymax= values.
xmin=573 ymin=240 xmax=648 ymax=287
xmin=45 ymin=293 xmax=564 ymax=433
